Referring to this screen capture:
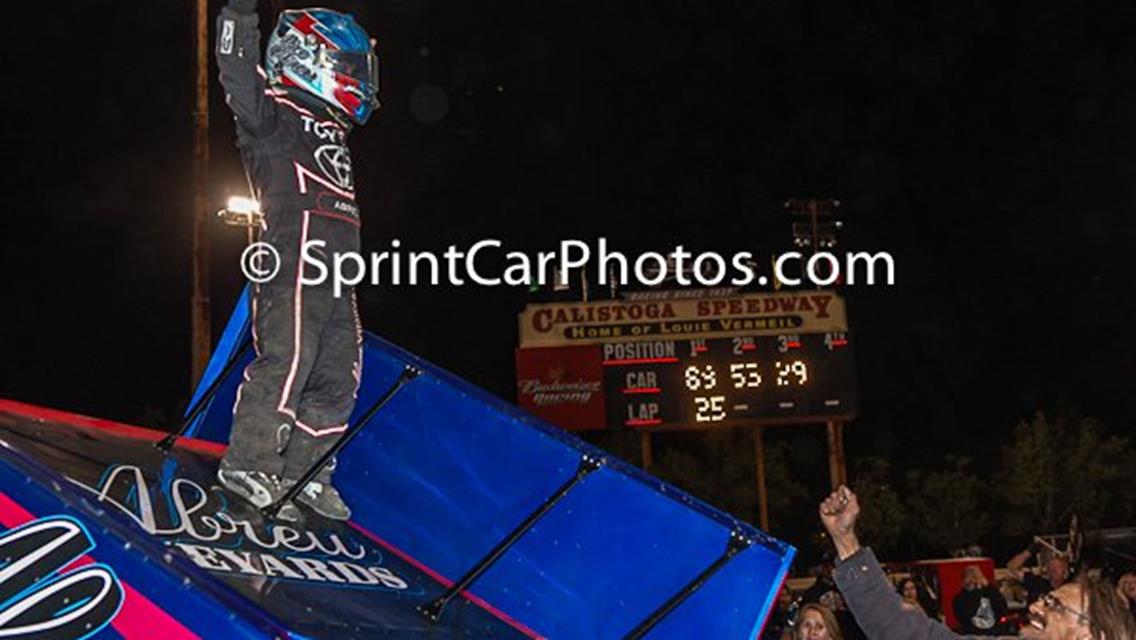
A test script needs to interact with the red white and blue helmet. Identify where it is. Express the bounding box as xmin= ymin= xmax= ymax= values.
xmin=266 ymin=9 xmax=379 ymax=125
